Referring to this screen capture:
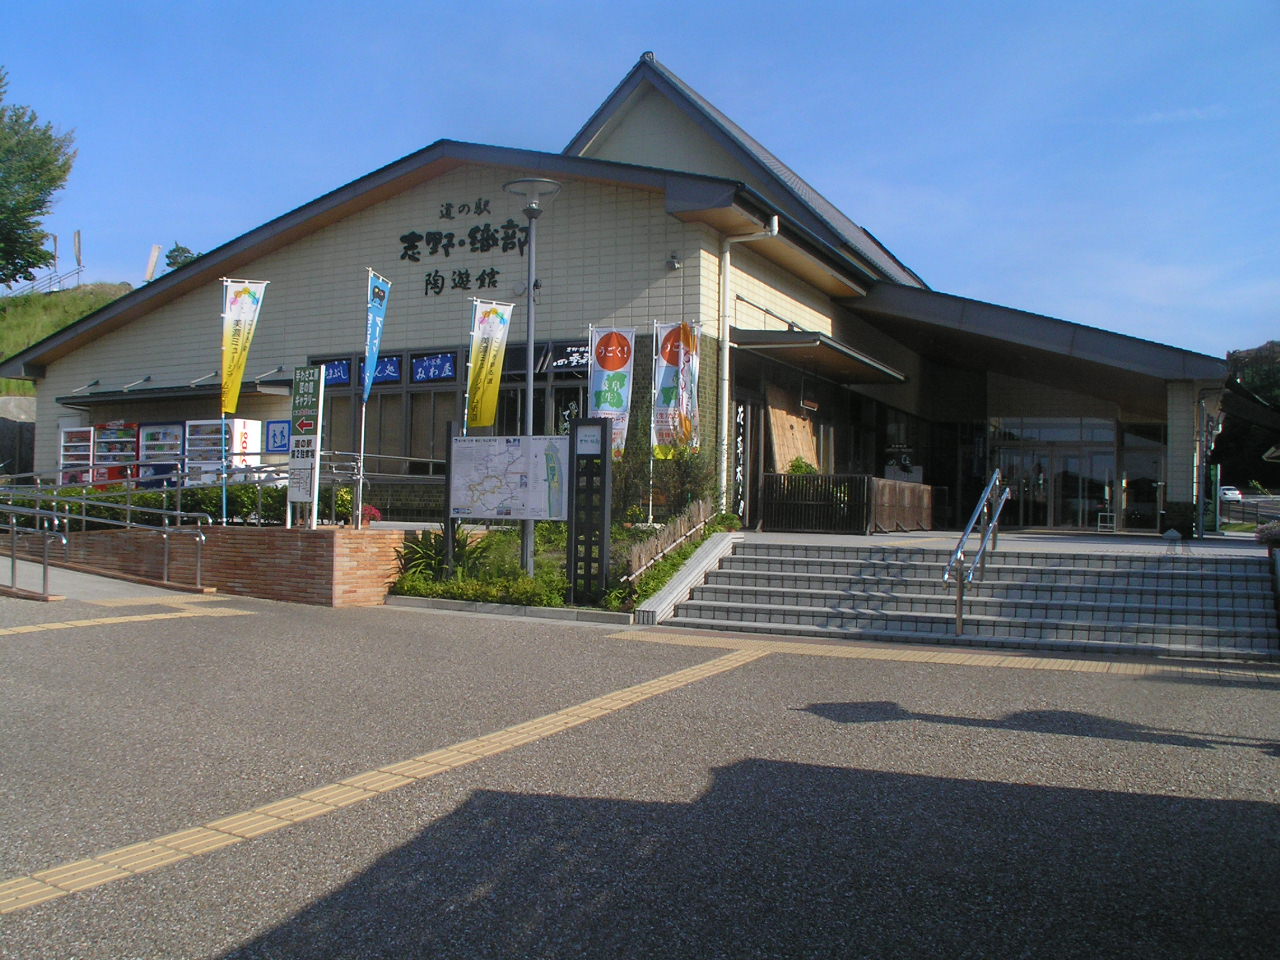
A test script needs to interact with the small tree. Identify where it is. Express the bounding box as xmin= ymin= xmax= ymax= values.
xmin=0 ymin=67 xmax=76 ymax=286
xmin=164 ymin=242 xmax=198 ymax=270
